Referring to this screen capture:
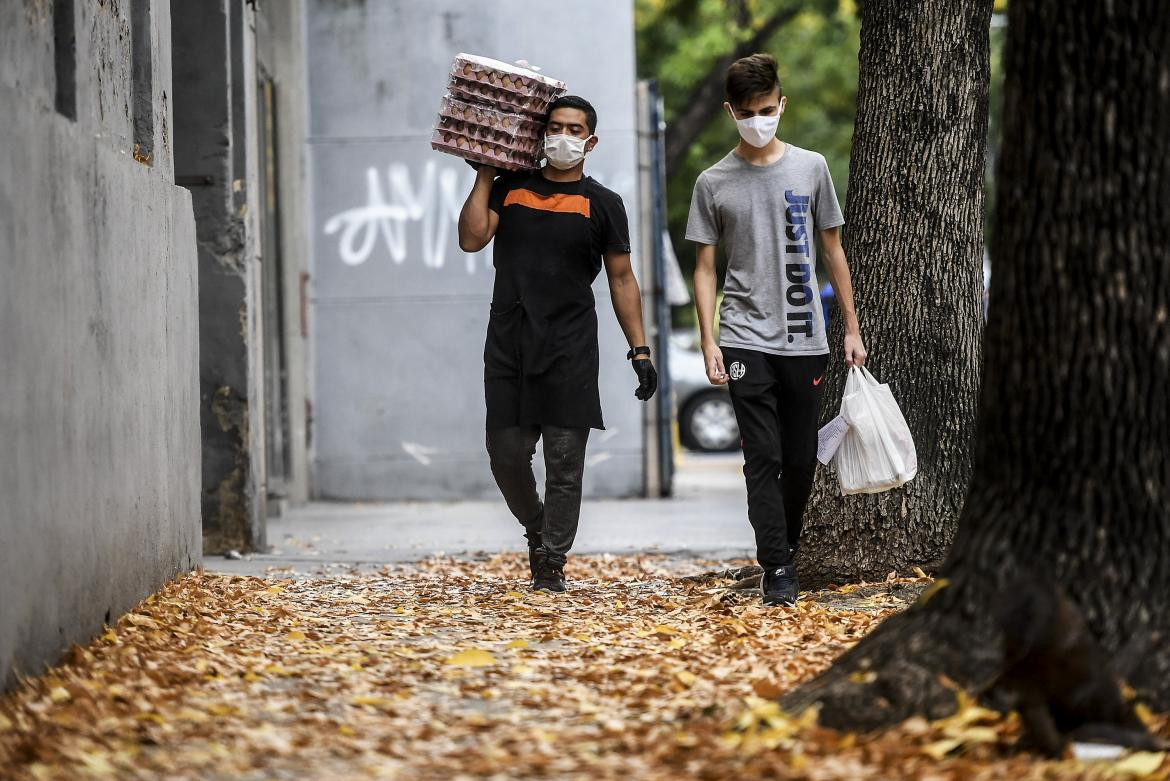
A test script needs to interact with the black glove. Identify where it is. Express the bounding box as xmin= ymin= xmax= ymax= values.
xmin=631 ymin=357 xmax=658 ymax=401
